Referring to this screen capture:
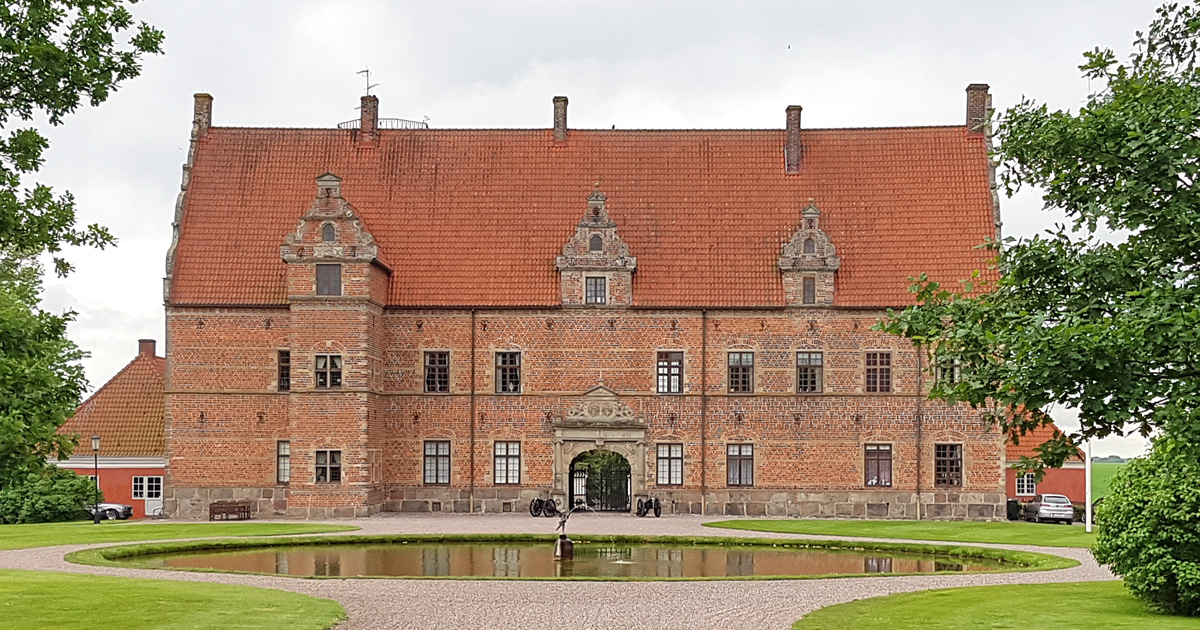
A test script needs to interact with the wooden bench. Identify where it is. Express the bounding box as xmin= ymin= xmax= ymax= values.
xmin=208 ymin=500 xmax=253 ymax=521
